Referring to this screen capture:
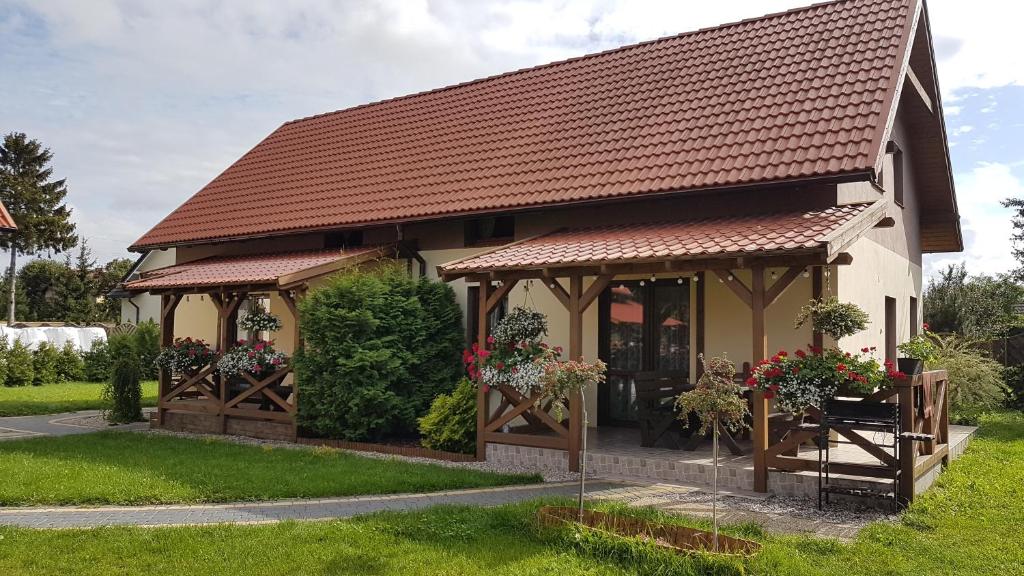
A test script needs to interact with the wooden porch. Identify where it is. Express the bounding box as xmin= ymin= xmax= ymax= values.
xmin=125 ymin=247 xmax=394 ymax=440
